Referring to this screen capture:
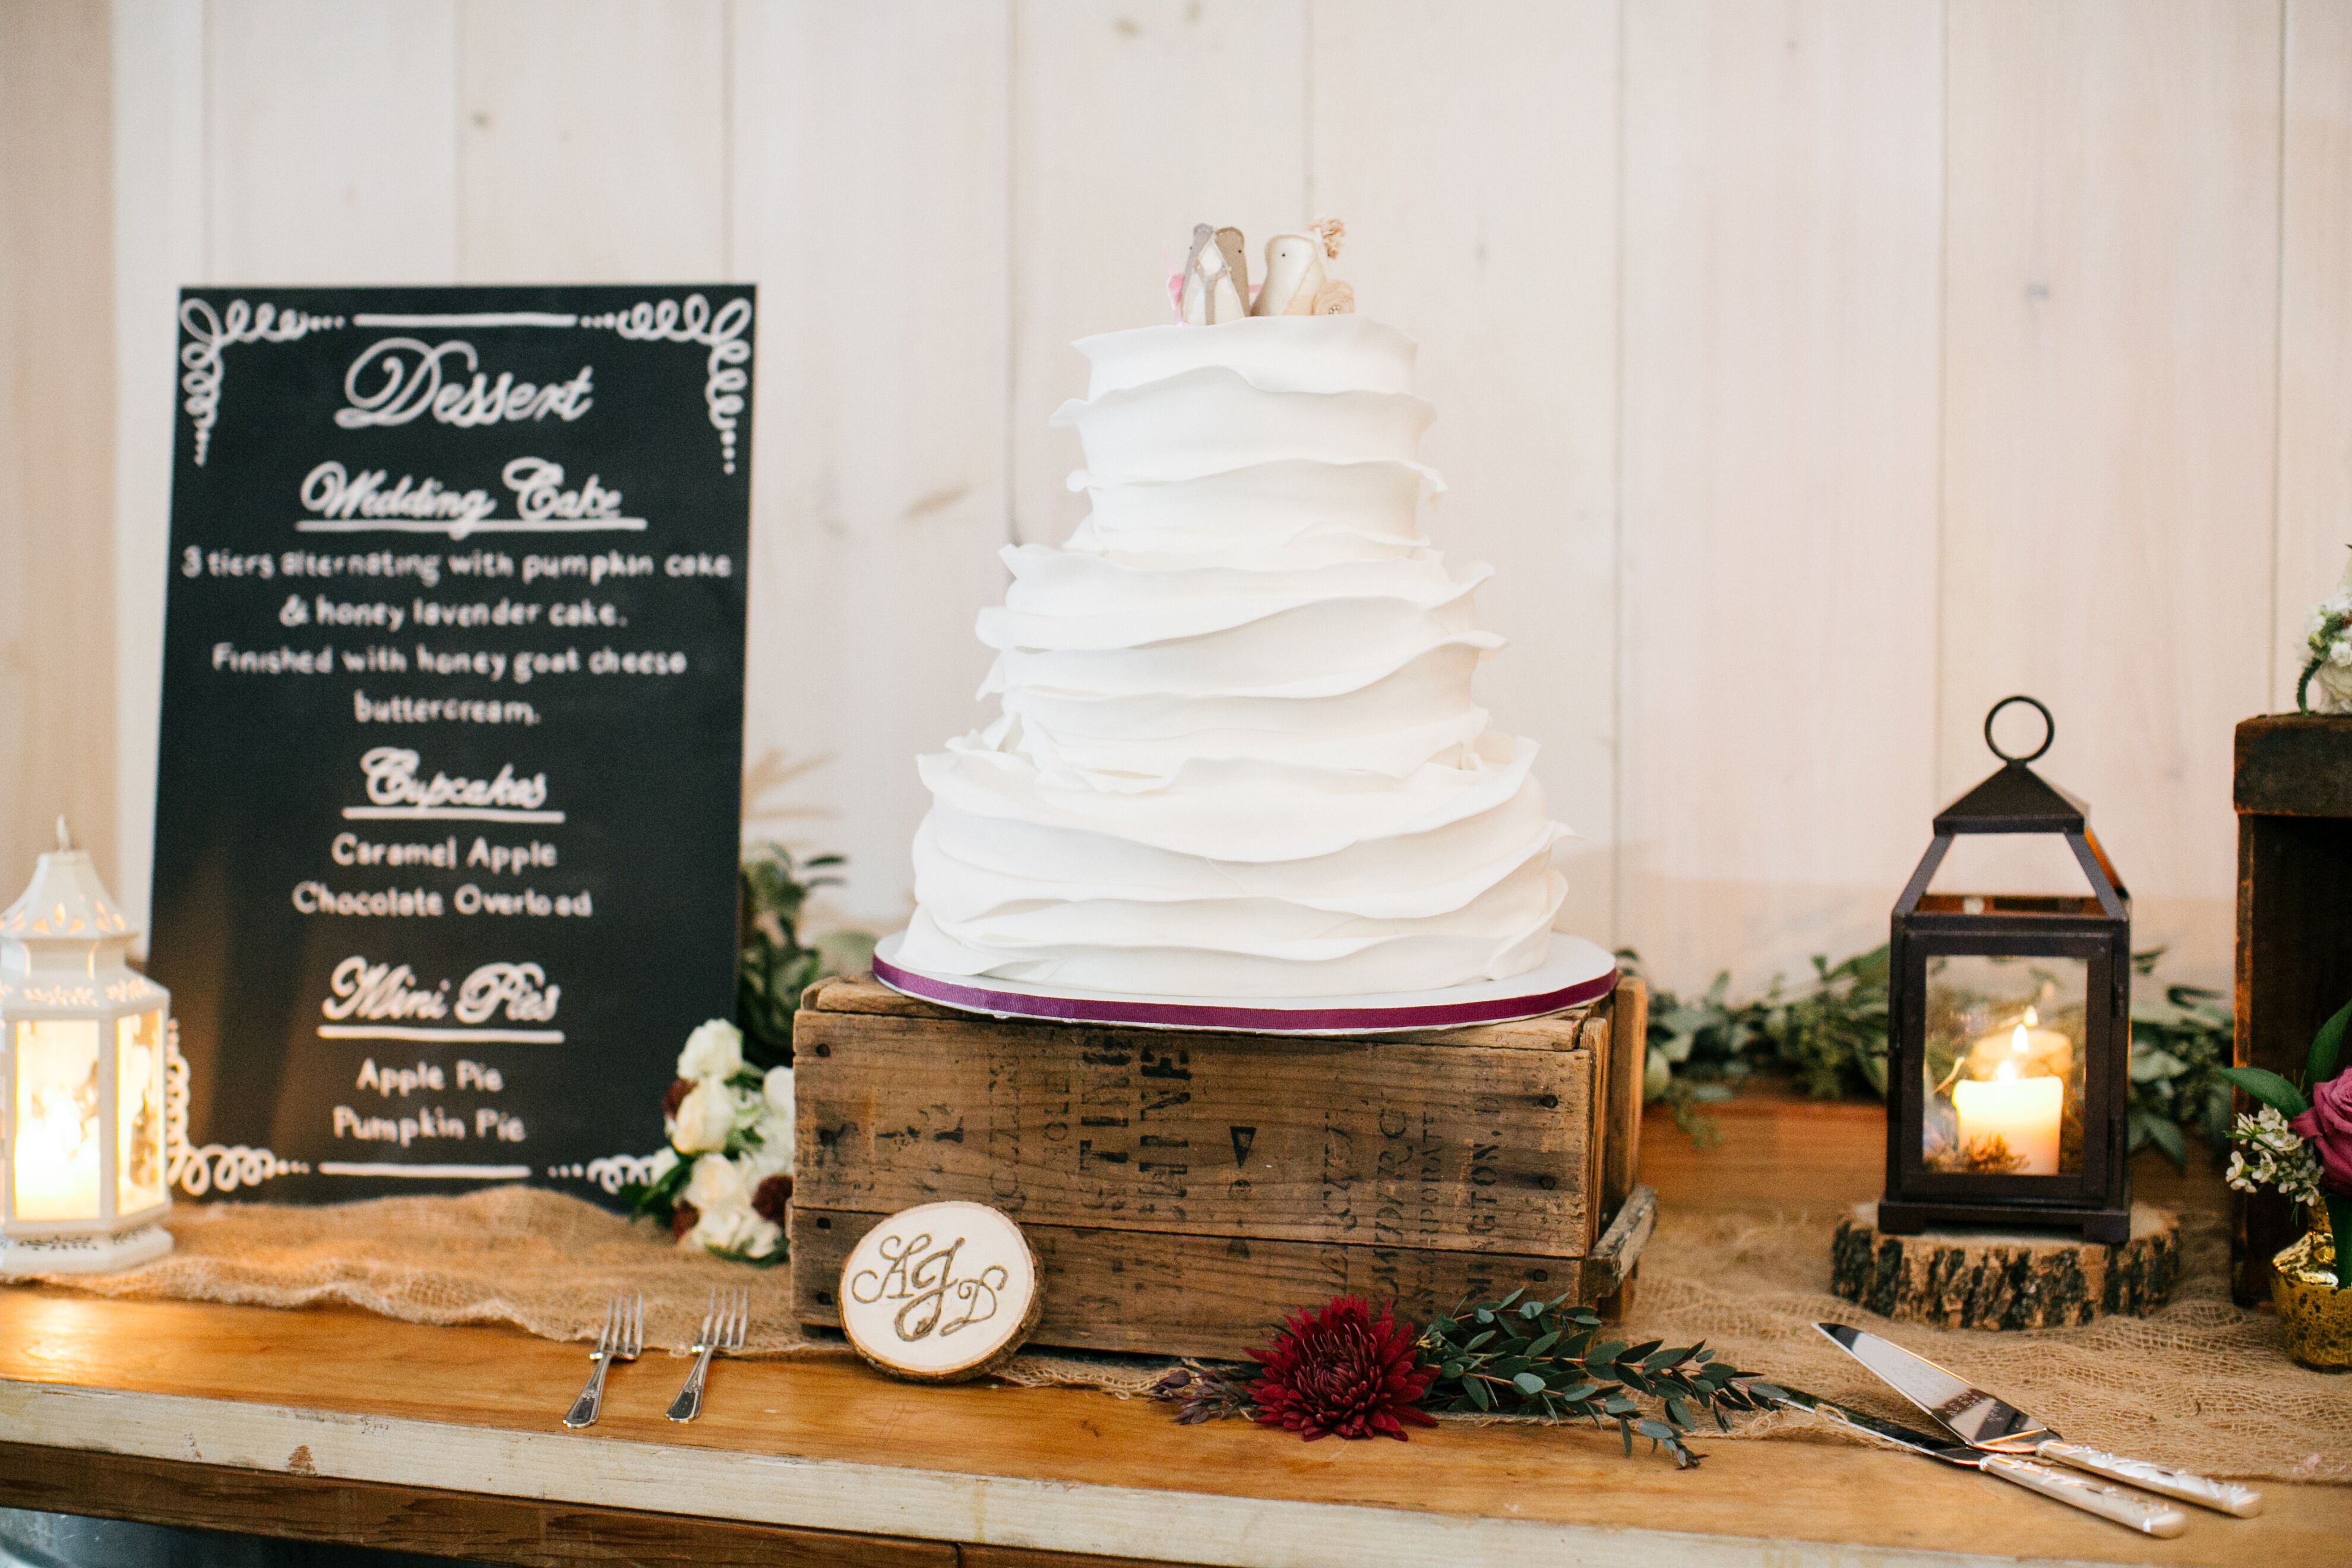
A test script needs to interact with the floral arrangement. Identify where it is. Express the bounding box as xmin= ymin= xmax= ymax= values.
xmin=622 ymin=843 xmax=874 ymax=1264
xmin=2296 ymin=548 xmax=2352 ymax=714
xmin=625 ymin=1019 xmax=795 ymax=1263
xmin=2221 ymin=995 xmax=2351 ymax=1286
xmin=1154 ymin=1290 xmax=1777 ymax=1466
